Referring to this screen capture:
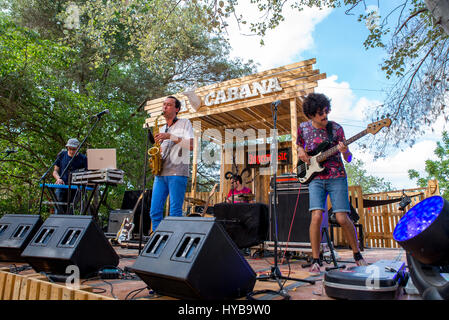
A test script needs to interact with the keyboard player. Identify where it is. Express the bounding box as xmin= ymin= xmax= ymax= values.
xmin=52 ymin=138 xmax=87 ymax=214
